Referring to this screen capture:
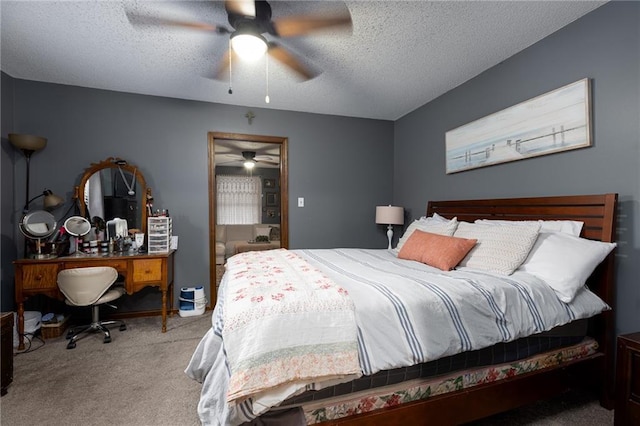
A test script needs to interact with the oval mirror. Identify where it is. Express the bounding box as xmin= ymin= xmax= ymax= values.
xmin=20 ymin=210 xmax=57 ymax=239
xmin=77 ymin=158 xmax=150 ymax=234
